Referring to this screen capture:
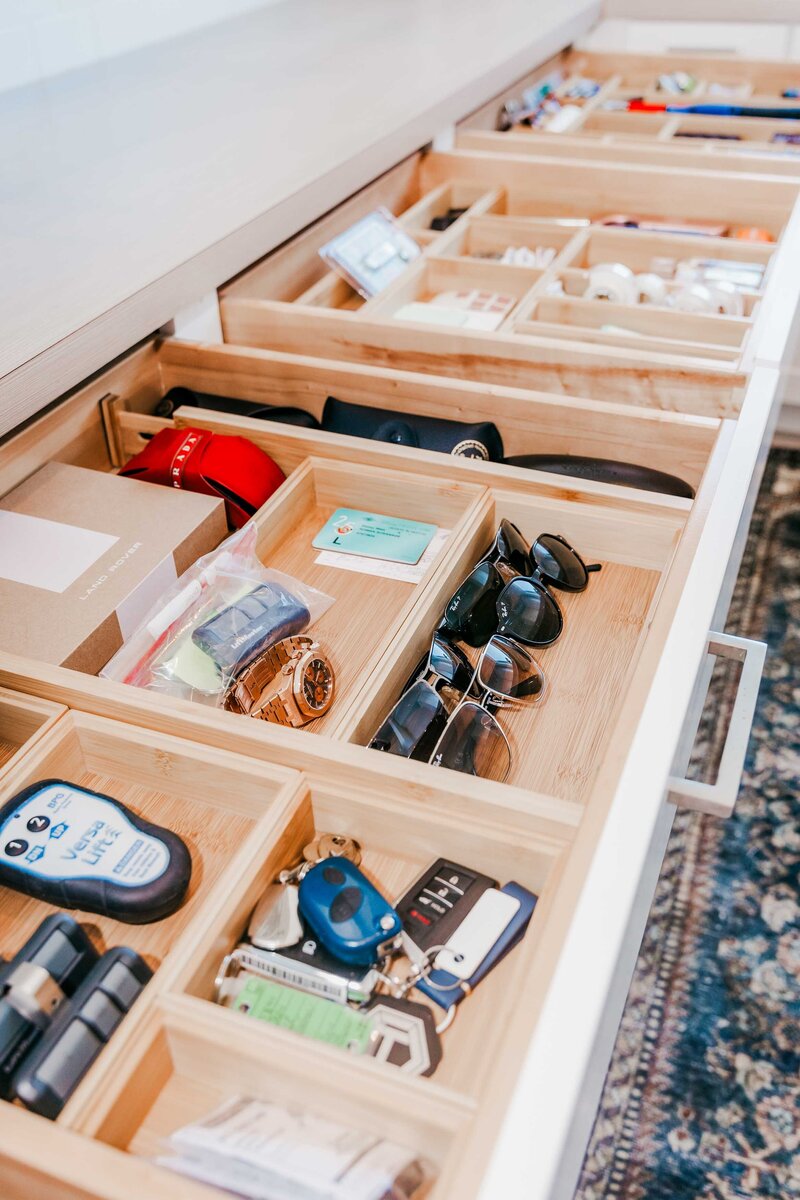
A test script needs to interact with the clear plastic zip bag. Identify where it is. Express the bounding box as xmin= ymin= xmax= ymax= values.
xmin=102 ymin=522 xmax=334 ymax=706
